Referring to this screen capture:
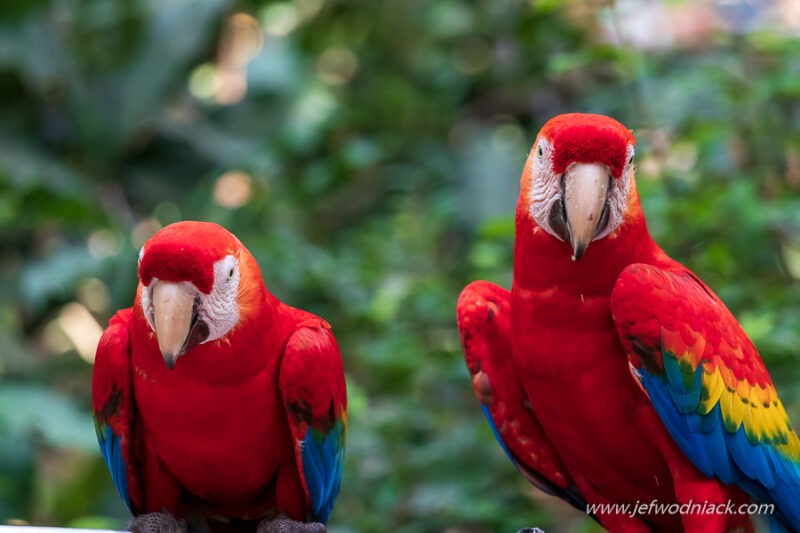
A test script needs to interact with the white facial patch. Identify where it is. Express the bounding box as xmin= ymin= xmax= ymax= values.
xmin=203 ymin=254 xmax=240 ymax=342
xmin=141 ymin=279 xmax=156 ymax=332
xmin=528 ymin=140 xmax=635 ymax=242
xmin=139 ymin=254 xmax=241 ymax=346
xmin=528 ymin=138 xmax=565 ymax=239
xmin=594 ymin=145 xmax=634 ymax=241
